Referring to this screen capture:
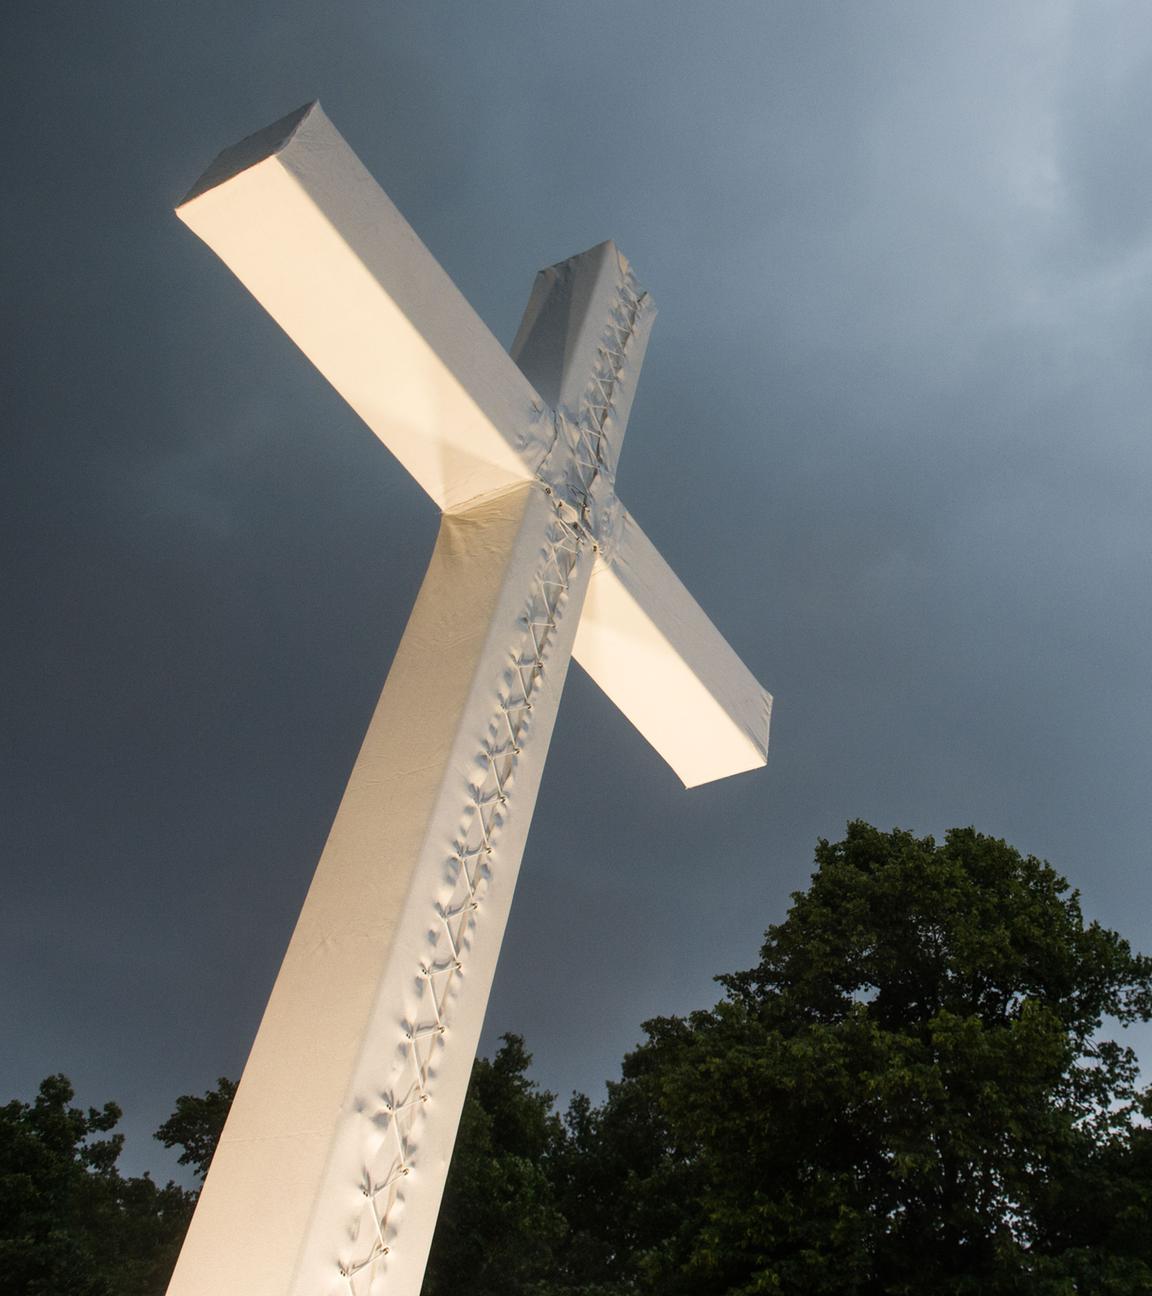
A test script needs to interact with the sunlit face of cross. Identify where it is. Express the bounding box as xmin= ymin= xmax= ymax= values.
xmin=169 ymin=102 xmax=770 ymax=1296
